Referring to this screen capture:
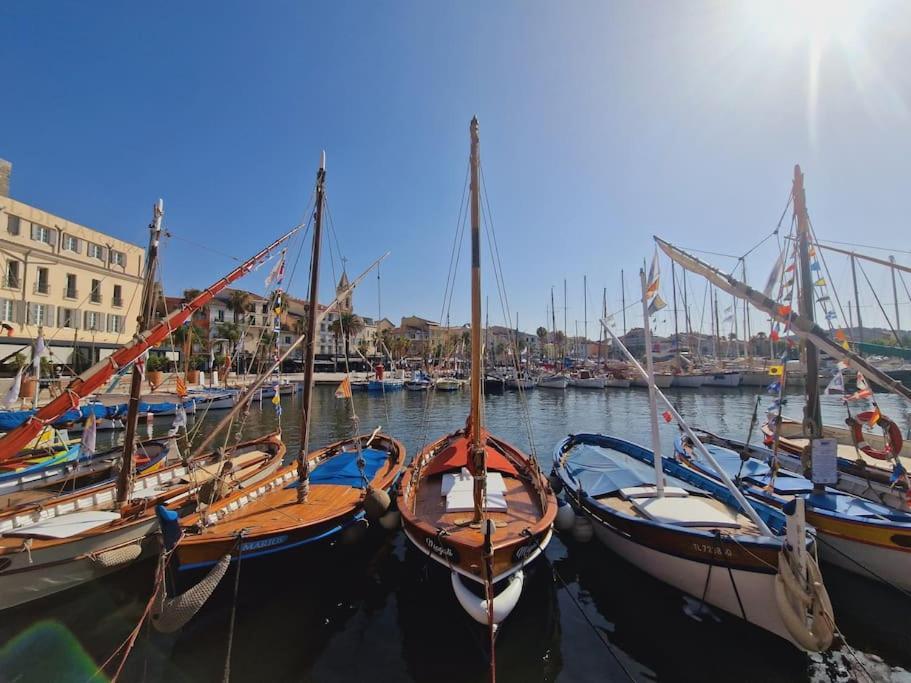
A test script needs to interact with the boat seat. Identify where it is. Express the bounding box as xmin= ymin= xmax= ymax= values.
xmin=443 ymin=468 xmax=508 ymax=512
xmin=619 ymin=486 xmax=688 ymax=500
xmin=441 ymin=469 xmax=506 ymax=496
xmin=632 ymin=496 xmax=741 ymax=528
xmin=6 ymin=510 xmax=121 ymax=539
